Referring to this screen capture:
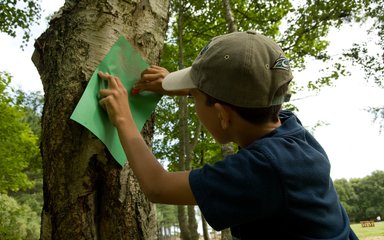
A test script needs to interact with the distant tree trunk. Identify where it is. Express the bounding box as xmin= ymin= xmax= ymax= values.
xmin=188 ymin=206 xmax=199 ymax=240
xmin=177 ymin=95 xmax=199 ymax=240
xmin=175 ymin=1 xmax=201 ymax=239
xmin=202 ymin=214 xmax=210 ymax=240
xmin=178 ymin=205 xmax=191 ymax=239
xmin=175 ymin=1 xmax=190 ymax=238
xmin=222 ymin=0 xmax=238 ymax=33
xmin=32 ymin=0 xmax=169 ymax=239
xmin=177 ymin=89 xmax=191 ymax=240
xmin=220 ymin=3 xmax=238 ymax=238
